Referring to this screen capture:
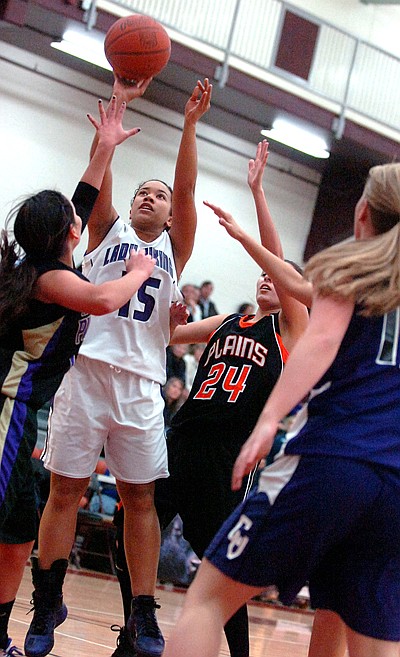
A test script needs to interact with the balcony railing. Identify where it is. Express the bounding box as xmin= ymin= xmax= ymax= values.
xmin=96 ymin=0 xmax=400 ymax=139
